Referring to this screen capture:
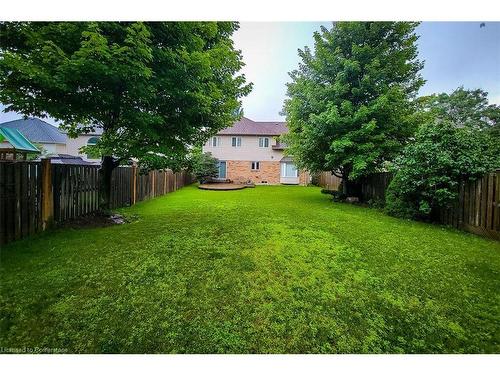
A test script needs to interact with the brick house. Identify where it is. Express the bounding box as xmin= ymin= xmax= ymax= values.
xmin=202 ymin=117 xmax=310 ymax=185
